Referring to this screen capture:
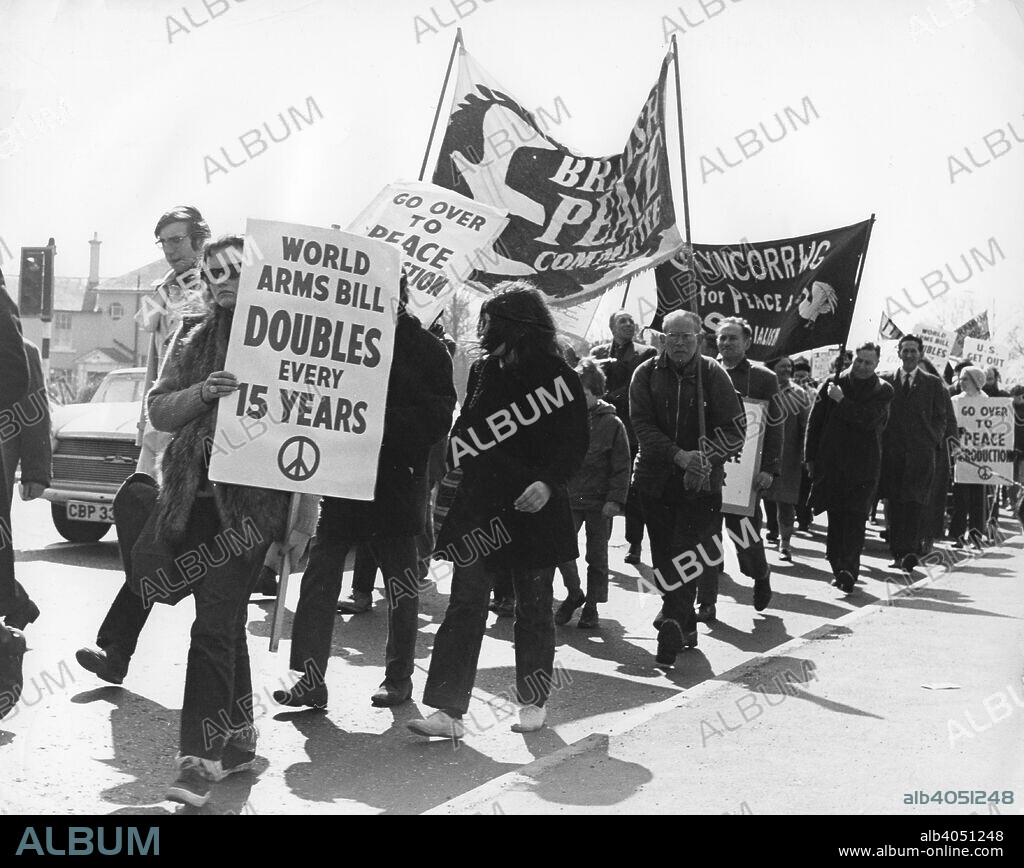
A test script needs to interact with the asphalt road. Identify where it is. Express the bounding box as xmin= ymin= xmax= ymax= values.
xmin=0 ymin=492 xmax=988 ymax=815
